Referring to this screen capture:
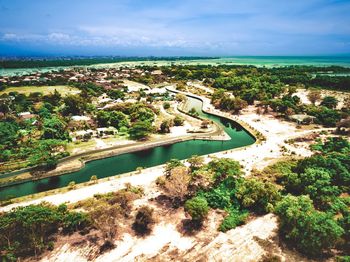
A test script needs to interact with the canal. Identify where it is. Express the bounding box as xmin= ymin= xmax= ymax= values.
xmin=0 ymin=94 xmax=255 ymax=200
